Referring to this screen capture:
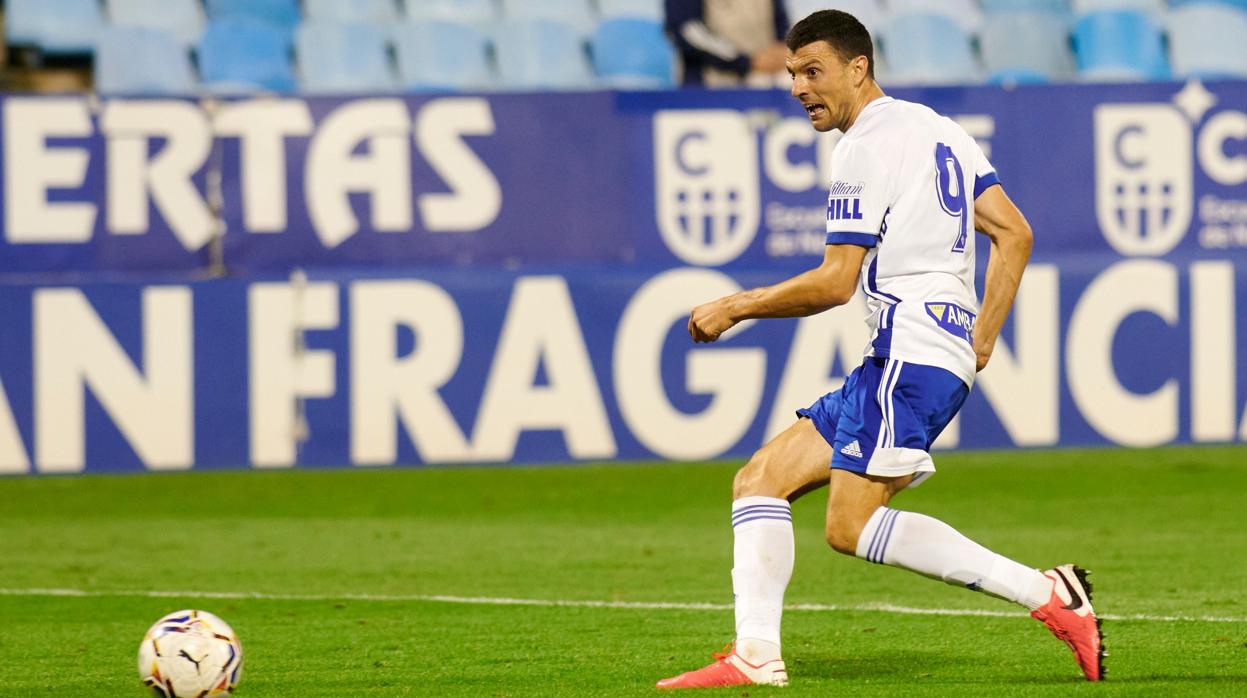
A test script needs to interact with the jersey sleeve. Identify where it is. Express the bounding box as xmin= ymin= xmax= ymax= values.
xmin=825 ymin=139 xmax=891 ymax=248
xmin=971 ymin=139 xmax=1001 ymax=199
